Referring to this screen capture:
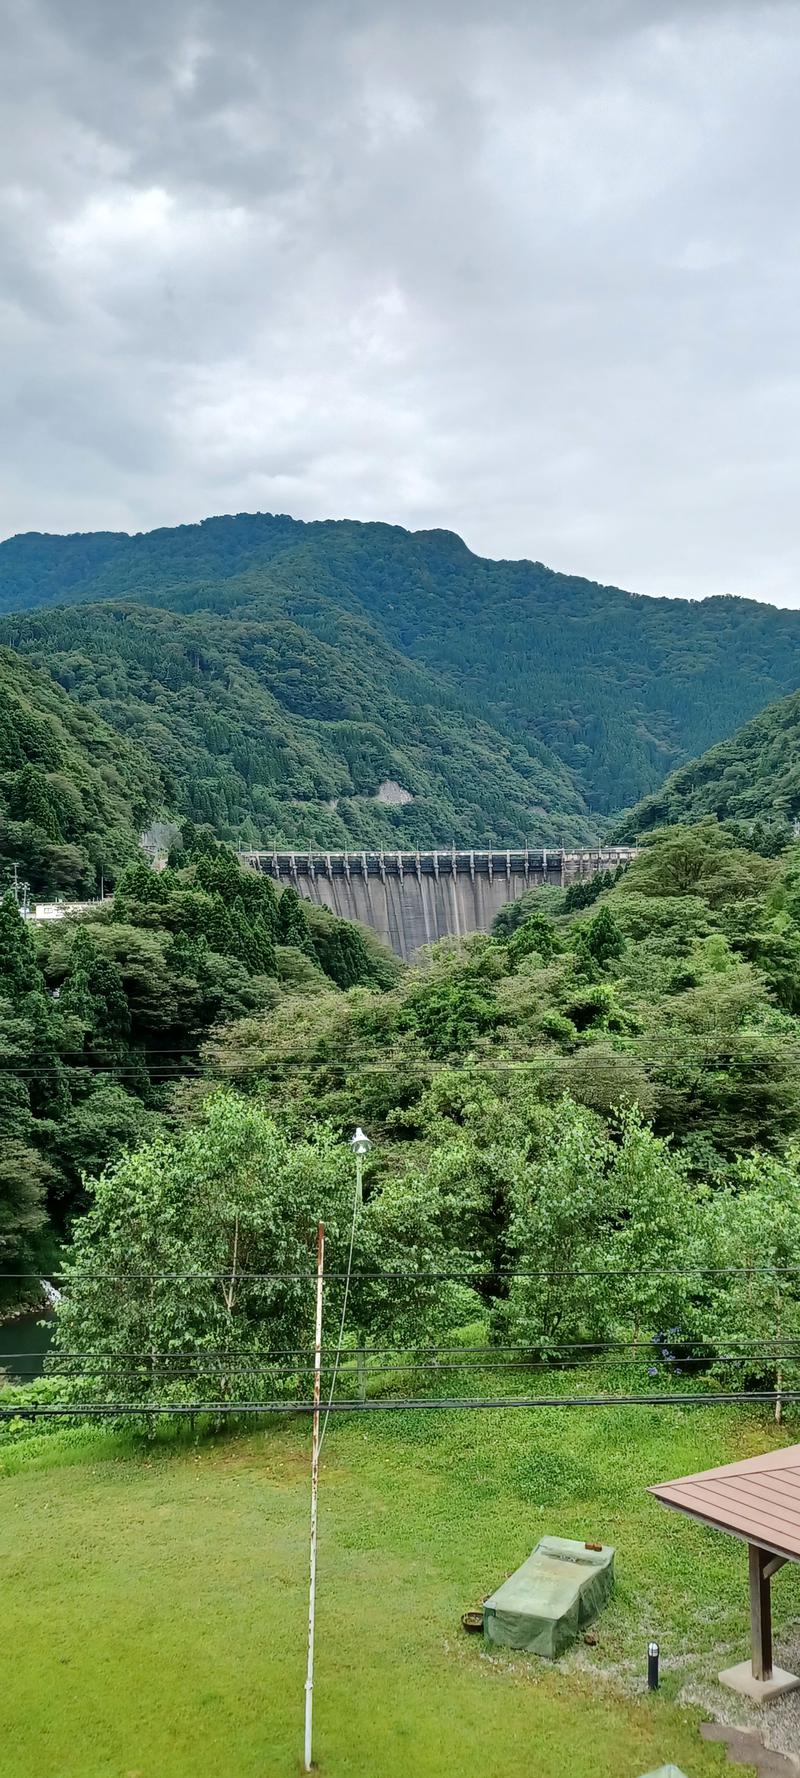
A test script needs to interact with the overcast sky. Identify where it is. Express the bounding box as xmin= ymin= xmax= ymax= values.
xmin=2 ymin=0 xmax=799 ymax=603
